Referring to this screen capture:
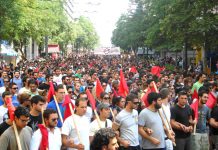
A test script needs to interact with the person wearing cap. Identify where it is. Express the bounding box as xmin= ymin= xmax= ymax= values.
xmin=89 ymin=103 xmax=112 ymax=142
xmin=112 ymin=93 xmax=140 ymax=150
